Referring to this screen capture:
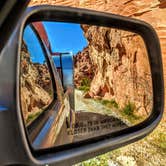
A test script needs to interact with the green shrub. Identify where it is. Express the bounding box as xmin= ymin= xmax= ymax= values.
xmin=81 ymin=77 xmax=91 ymax=87
xmin=78 ymin=85 xmax=90 ymax=92
xmin=100 ymin=99 xmax=119 ymax=109
xmin=109 ymin=99 xmax=119 ymax=108
xmin=78 ymin=77 xmax=91 ymax=92
xmin=122 ymin=102 xmax=135 ymax=116
xmin=26 ymin=111 xmax=41 ymax=125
